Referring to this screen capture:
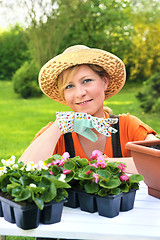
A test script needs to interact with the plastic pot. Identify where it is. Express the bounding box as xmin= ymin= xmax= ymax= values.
xmin=120 ymin=189 xmax=137 ymax=211
xmin=0 ymin=194 xmax=65 ymax=230
xmin=96 ymin=193 xmax=122 ymax=218
xmin=64 ymin=188 xmax=79 ymax=208
xmin=77 ymin=191 xmax=97 ymax=213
